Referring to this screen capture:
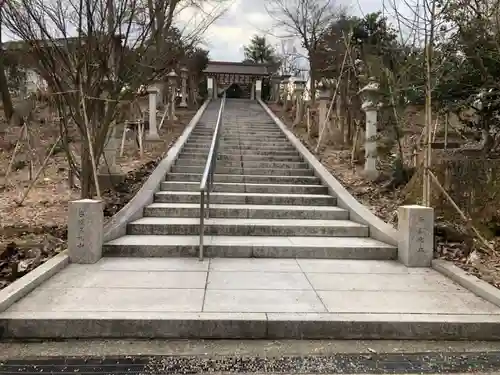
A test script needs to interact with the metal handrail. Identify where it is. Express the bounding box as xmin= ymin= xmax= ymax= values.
xmin=199 ymin=93 xmax=226 ymax=260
